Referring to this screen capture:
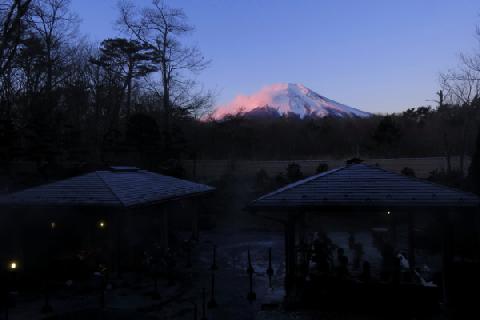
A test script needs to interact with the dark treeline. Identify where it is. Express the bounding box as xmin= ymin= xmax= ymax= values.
xmin=188 ymin=102 xmax=480 ymax=167
xmin=2 ymin=0 xmax=480 ymax=186
xmin=0 ymin=0 xmax=211 ymax=175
